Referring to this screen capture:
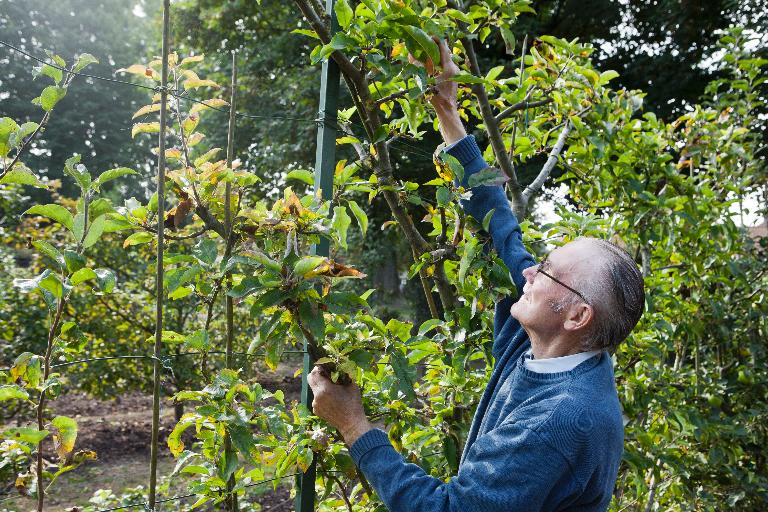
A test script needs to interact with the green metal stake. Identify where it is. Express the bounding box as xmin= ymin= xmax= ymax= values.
xmin=295 ymin=1 xmax=339 ymax=510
